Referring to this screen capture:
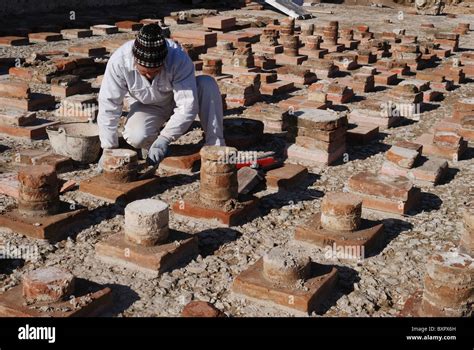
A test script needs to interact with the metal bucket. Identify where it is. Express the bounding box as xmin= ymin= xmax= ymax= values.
xmin=46 ymin=122 xmax=101 ymax=164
